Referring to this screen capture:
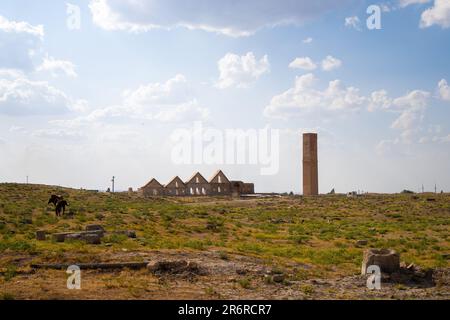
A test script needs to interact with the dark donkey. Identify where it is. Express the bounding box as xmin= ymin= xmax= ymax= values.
xmin=48 ymin=194 xmax=62 ymax=206
xmin=47 ymin=195 xmax=69 ymax=217
xmin=55 ymin=199 xmax=69 ymax=217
